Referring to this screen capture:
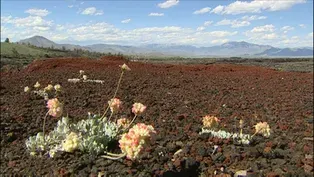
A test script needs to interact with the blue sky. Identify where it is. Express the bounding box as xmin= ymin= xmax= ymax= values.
xmin=1 ymin=0 xmax=313 ymax=47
